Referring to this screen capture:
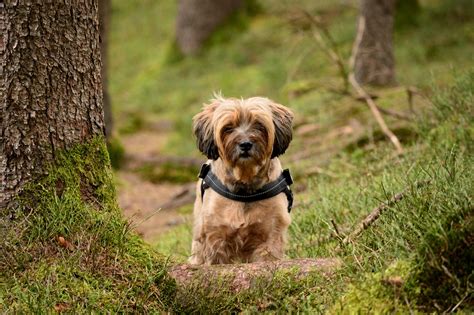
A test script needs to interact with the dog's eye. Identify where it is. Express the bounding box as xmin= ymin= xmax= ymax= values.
xmin=222 ymin=126 xmax=233 ymax=134
xmin=254 ymin=122 xmax=266 ymax=132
